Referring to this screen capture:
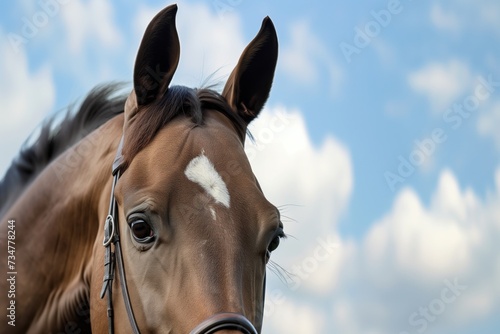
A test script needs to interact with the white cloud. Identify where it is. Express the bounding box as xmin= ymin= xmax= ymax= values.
xmin=0 ymin=29 xmax=55 ymax=178
xmin=477 ymin=2 xmax=500 ymax=32
xmin=477 ymin=101 xmax=500 ymax=150
xmin=365 ymin=174 xmax=474 ymax=281
xmin=280 ymin=22 xmax=320 ymax=84
xmin=241 ymin=107 xmax=497 ymax=333
xmin=280 ymin=21 xmax=343 ymax=95
xmin=331 ymin=299 xmax=362 ymax=334
xmin=430 ymin=4 xmax=461 ymax=32
xmin=264 ymin=301 xmax=326 ymax=334
xmin=246 ymin=106 xmax=354 ymax=332
xmin=247 ymin=105 xmax=353 ymax=238
xmin=253 ymin=143 xmax=500 ymax=334
xmin=327 ymin=168 xmax=500 ymax=333
xmin=134 ymin=1 xmax=246 ymax=88
xmin=61 ymin=0 xmax=122 ymax=53
xmin=429 ymin=1 xmax=500 ymax=35
xmin=408 ymin=59 xmax=472 ymax=112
